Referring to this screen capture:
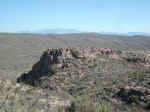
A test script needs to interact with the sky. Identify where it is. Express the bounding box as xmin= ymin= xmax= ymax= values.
xmin=0 ymin=0 xmax=150 ymax=33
